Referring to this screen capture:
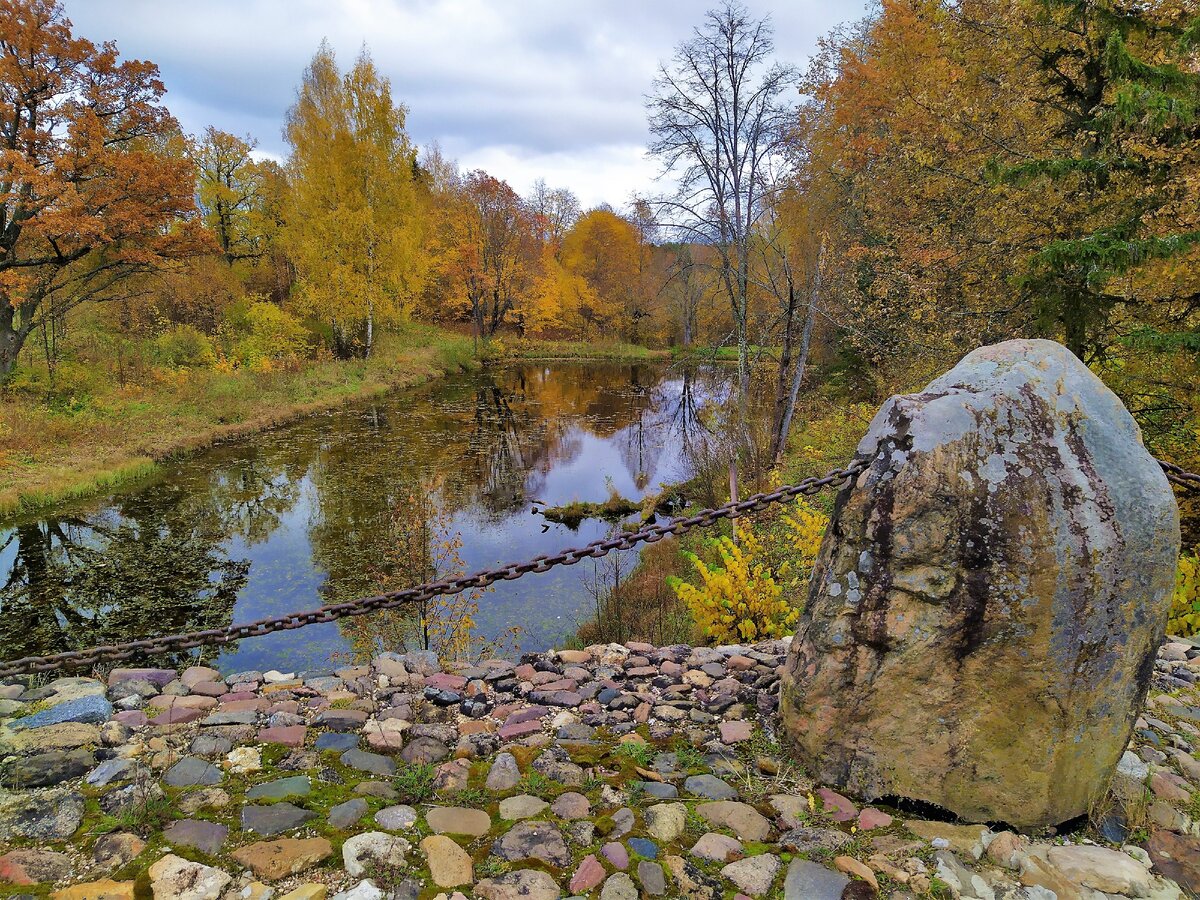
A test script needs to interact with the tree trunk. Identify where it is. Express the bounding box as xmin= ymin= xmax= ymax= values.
xmin=0 ymin=303 xmax=31 ymax=383
xmin=774 ymin=242 xmax=824 ymax=465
